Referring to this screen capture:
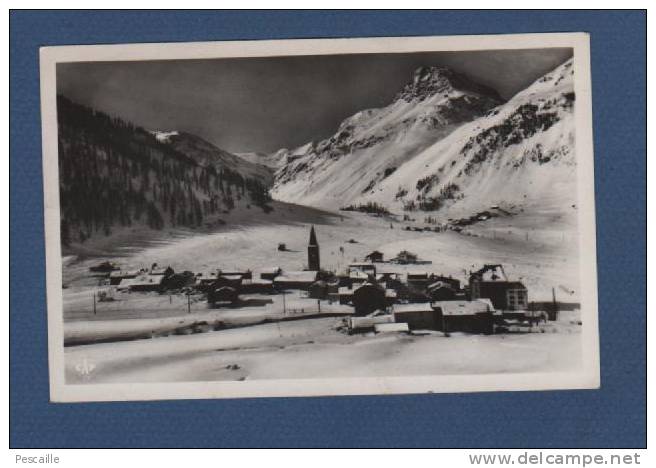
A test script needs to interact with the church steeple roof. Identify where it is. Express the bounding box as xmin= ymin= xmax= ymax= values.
xmin=309 ymin=226 xmax=318 ymax=246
